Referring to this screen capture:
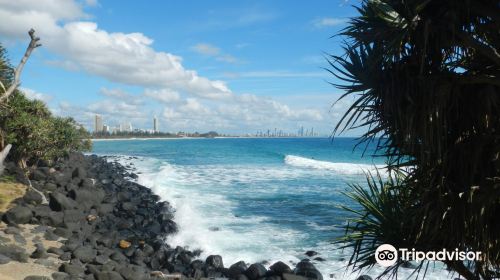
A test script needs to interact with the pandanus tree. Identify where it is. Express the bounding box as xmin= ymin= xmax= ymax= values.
xmin=331 ymin=0 xmax=499 ymax=279
xmin=0 ymin=29 xmax=40 ymax=174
